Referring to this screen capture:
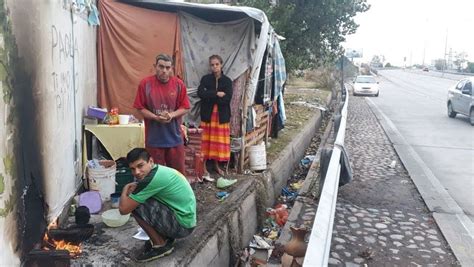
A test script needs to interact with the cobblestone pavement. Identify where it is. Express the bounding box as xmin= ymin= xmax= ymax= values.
xmin=329 ymin=96 xmax=459 ymax=266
